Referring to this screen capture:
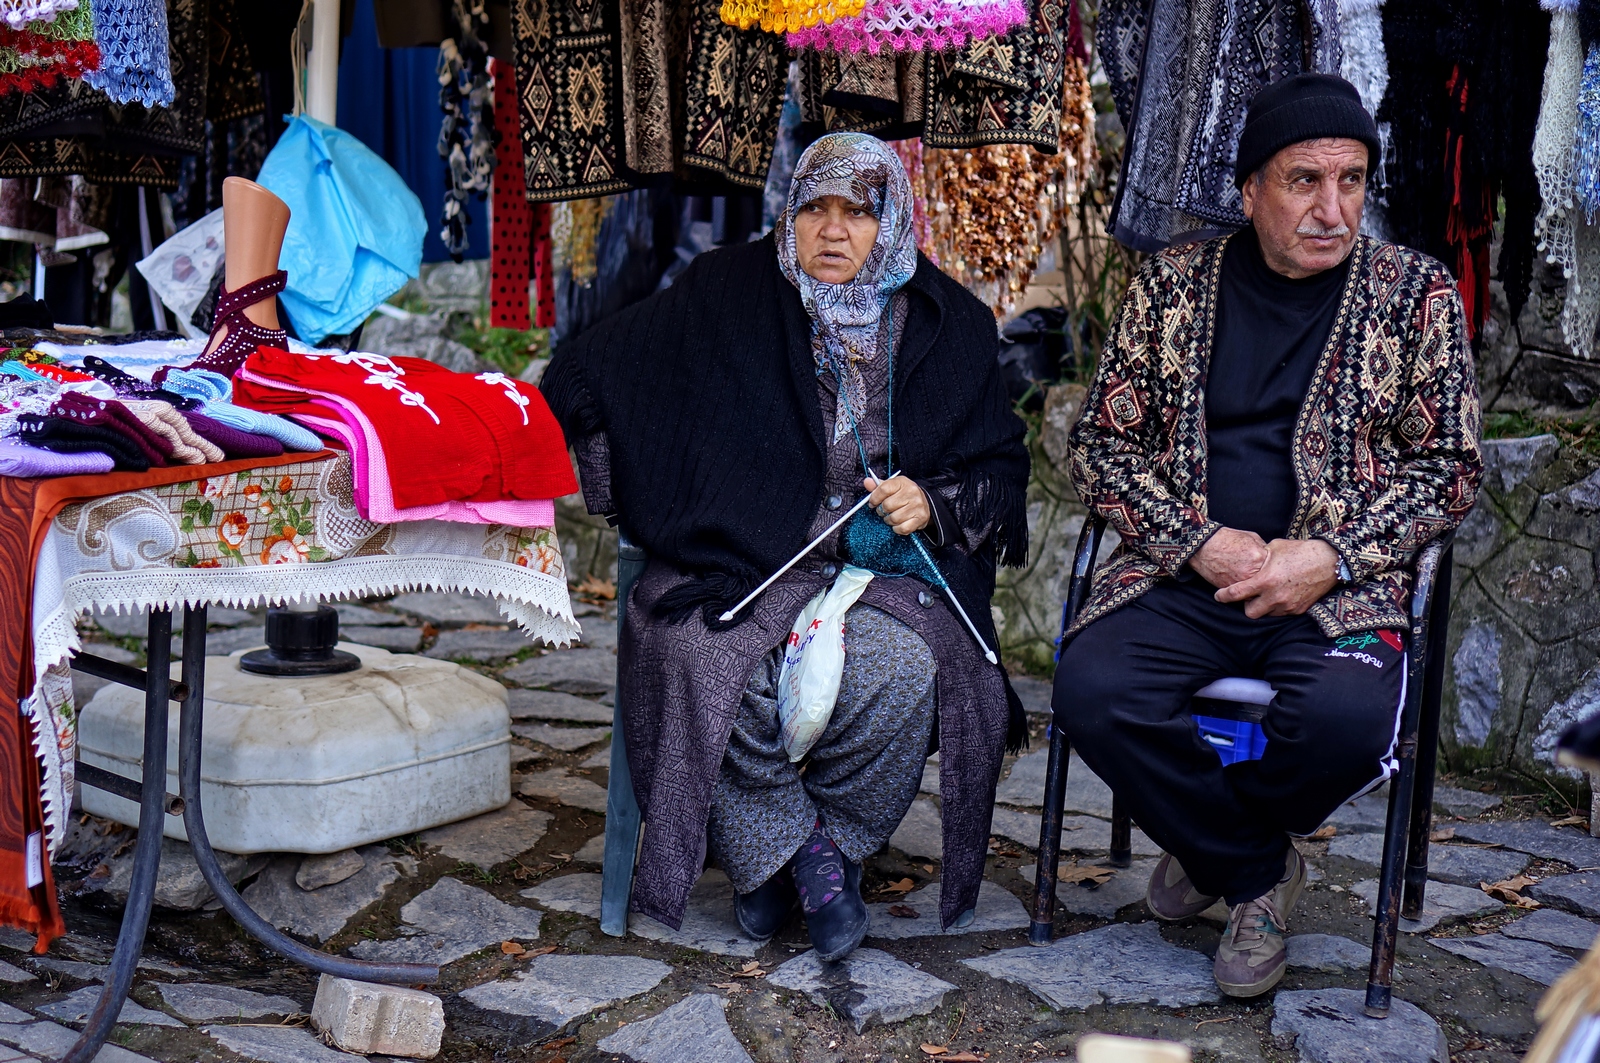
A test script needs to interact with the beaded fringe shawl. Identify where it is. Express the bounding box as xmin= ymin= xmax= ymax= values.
xmin=721 ymin=0 xmax=866 ymax=33
xmin=916 ymin=54 xmax=1096 ymax=319
xmin=786 ymin=0 xmax=1028 ymax=55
